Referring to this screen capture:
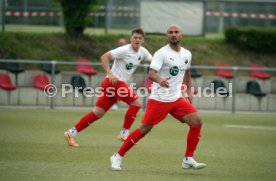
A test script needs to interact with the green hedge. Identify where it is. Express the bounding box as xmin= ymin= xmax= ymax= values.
xmin=225 ymin=27 xmax=276 ymax=53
